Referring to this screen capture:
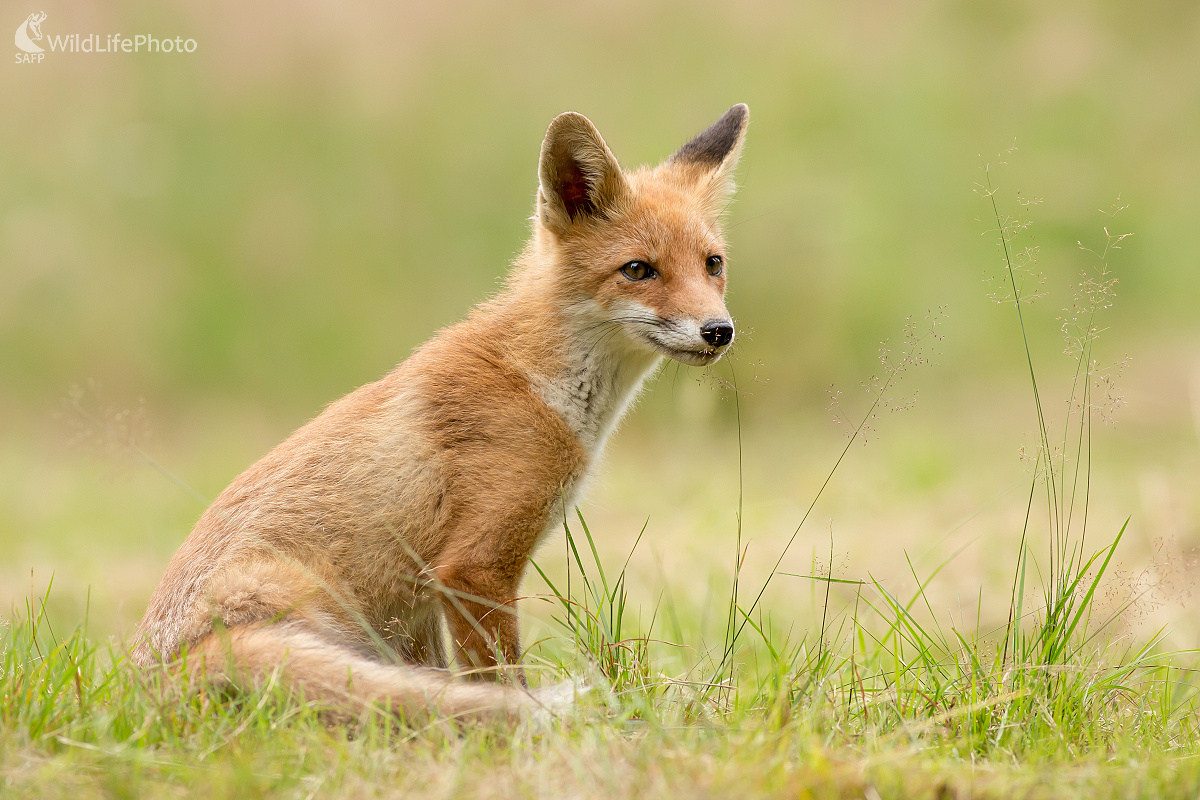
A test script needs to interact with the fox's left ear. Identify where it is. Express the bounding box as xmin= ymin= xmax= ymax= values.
xmin=538 ymin=112 xmax=630 ymax=236
xmin=670 ymin=103 xmax=749 ymax=212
